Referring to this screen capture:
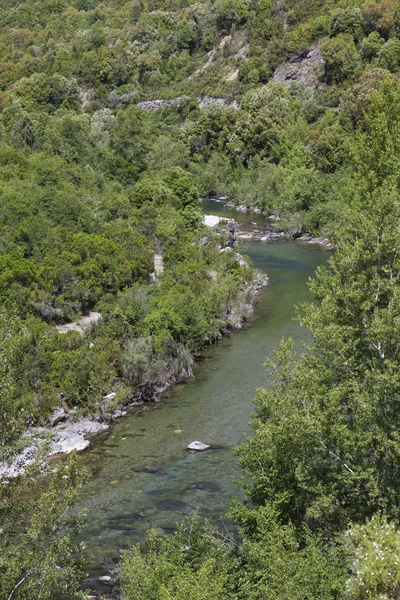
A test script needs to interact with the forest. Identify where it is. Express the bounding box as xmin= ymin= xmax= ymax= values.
xmin=2 ymin=0 xmax=400 ymax=597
